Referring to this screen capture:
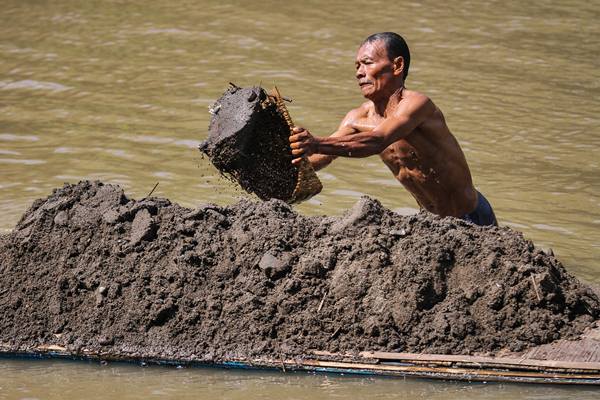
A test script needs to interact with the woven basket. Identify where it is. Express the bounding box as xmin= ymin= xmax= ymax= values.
xmin=269 ymin=87 xmax=323 ymax=204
